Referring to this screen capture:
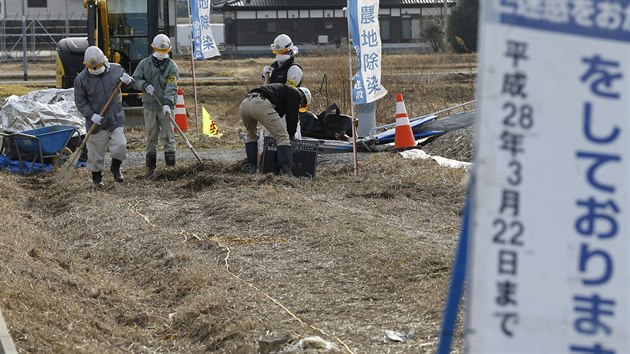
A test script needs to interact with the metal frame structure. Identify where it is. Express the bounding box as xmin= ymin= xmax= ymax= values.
xmin=0 ymin=11 xmax=86 ymax=61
